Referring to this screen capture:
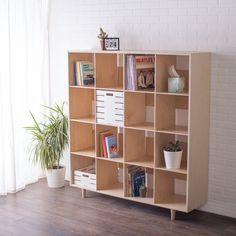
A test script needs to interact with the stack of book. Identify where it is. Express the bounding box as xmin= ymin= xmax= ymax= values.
xmin=98 ymin=131 xmax=119 ymax=159
xmin=74 ymin=61 xmax=94 ymax=86
xmin=125 ymin=55 xmax=155 ymax=90
xmin=127 ymin=166 xmax=146 ymax=197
